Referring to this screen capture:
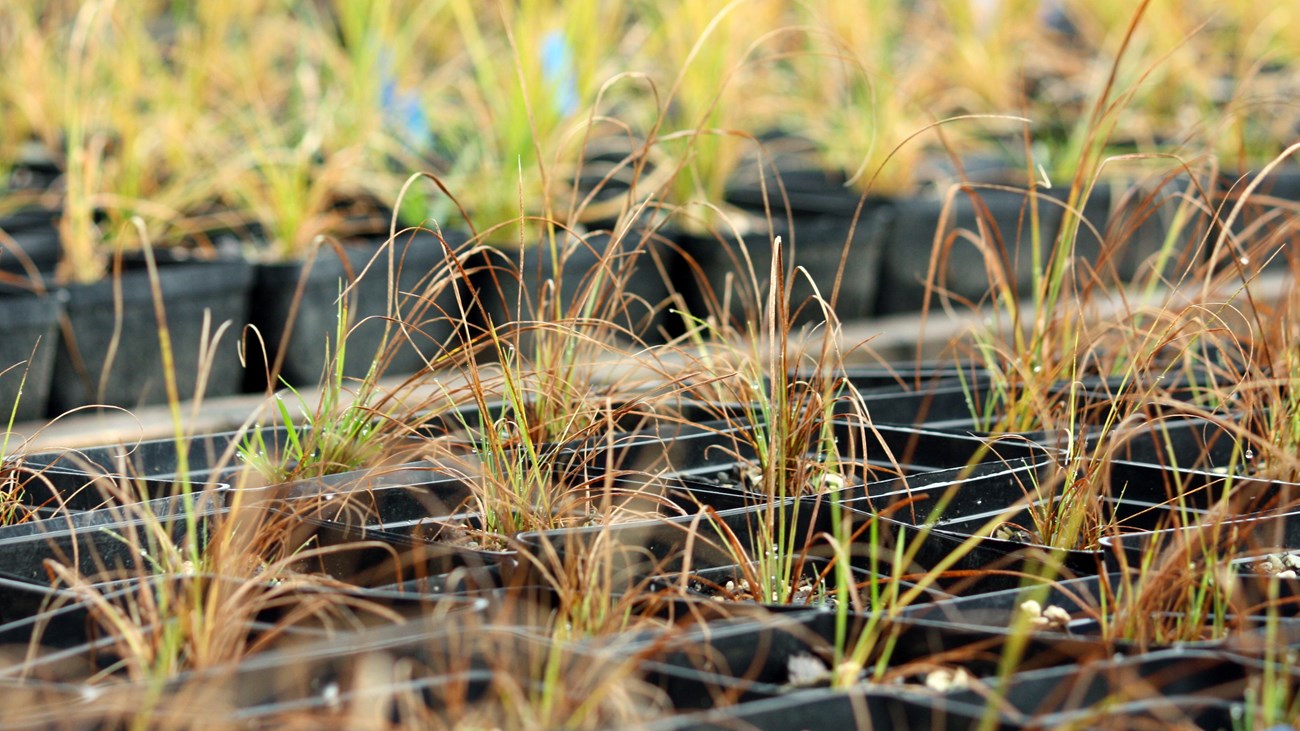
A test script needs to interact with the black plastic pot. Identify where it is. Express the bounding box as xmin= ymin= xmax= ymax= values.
xmin=1104 ymin=416 xmax=1299 ymax=517
xmin=841 ymin=456 xmax=1048 ymax=521
xmin=899 ymin=574 xmax=1107 ymax=629
xmin=673 ymin=207 xmax=890 ymax=329
xmin=466 ymin=226 xmax=677 ymax=347
xmin=19 ymin=426 xmax=517 ymax=574
xmin=20 ymin=418 xmax=761 ymax=561
xmin=845 ymin=459 xmax=1116 ymax=582
xmin=654 ymin=555 xmax=952 ymax=615
xmin=1106 ymin=170 xmax=1212 ymax=282
xmin=233 ymin=465 xmax=517 ymax=580
xmin=859 ymin=454 xmax=1210 ymax=546
xmin=850 ymin=380 xmax=1096 ymax=443
xmin=47 ymin=253 xmax=254 ymax=415
xmin=1 ymin=467 xmax=211 ymax=524
xmin=245 ymin=230 xmax=465 ymax=389
xmin=0 ymin=288 xmax=63 ymax=421
xmin=0 ymin=574 xmax=107 ymax=645
xmin=1212 ymin=164 xmax=1300 ymax=276
xmin=0 ymin=502 xmax=219 ymax=586
xmin=1107 ymin=415 xmax=1246 ymax=473
xmin=0 ymin=169 xmax=60 ymax=275
xmin=865 ymin=513 xmax=1105 ymax=596
xmin=725 ymin=149 xmax=875 ymax=218
xmin=899 ymin=571 xmax=1300 ymax=656
xmin=517 ymin=500 xmax=809 ymax=597
xmin=17 ymin=426 xmax=292 ymax=484
xmin=0 ymin=571 xmax=462 ymax=654
xmin=0 ymin=217 xmax=61 ymax=277
xmin=0 ymin=620 xmax=160 ymax=687
xmin=557 ymin=421 xmax=763 ymax=490
xmin=653 ymin=422 xmax=1057 ymax=510
xmin=927 ymin=493 xmax=1204 ymax=545
xmin=543 ymin=421 xmax=1081 ymax=593
xmin=796 ymin=360 xmax=992 ymax=393
xmin=940 ymin=648 xmax=1247 ymax=729
xmin=16 ymin=425 xmax=445 ymax=504
xmin=278 ymin=468 xmax=477 ymax=531
xmin=521 ymin=484 xmax=1084 ymax=600
xmin=660 ymin=456 xmax=1020 ymax=511
xmin=0 ymin=580 xmax=487 ymax=723
xmin=645 ymin=682 xmax=994 ymax=730
xmin=874 ymin=186 xmax=1094 ymax=315
xmin=0 ymin=498 xmax=506 ymax=589
xmin=626 ymin=607 xmax=1123 ymax=719
xmin=1102 ymin=507 xmax=1300 ymax=581
xmin=851 ymin=422 xmax=1049 ymax=474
